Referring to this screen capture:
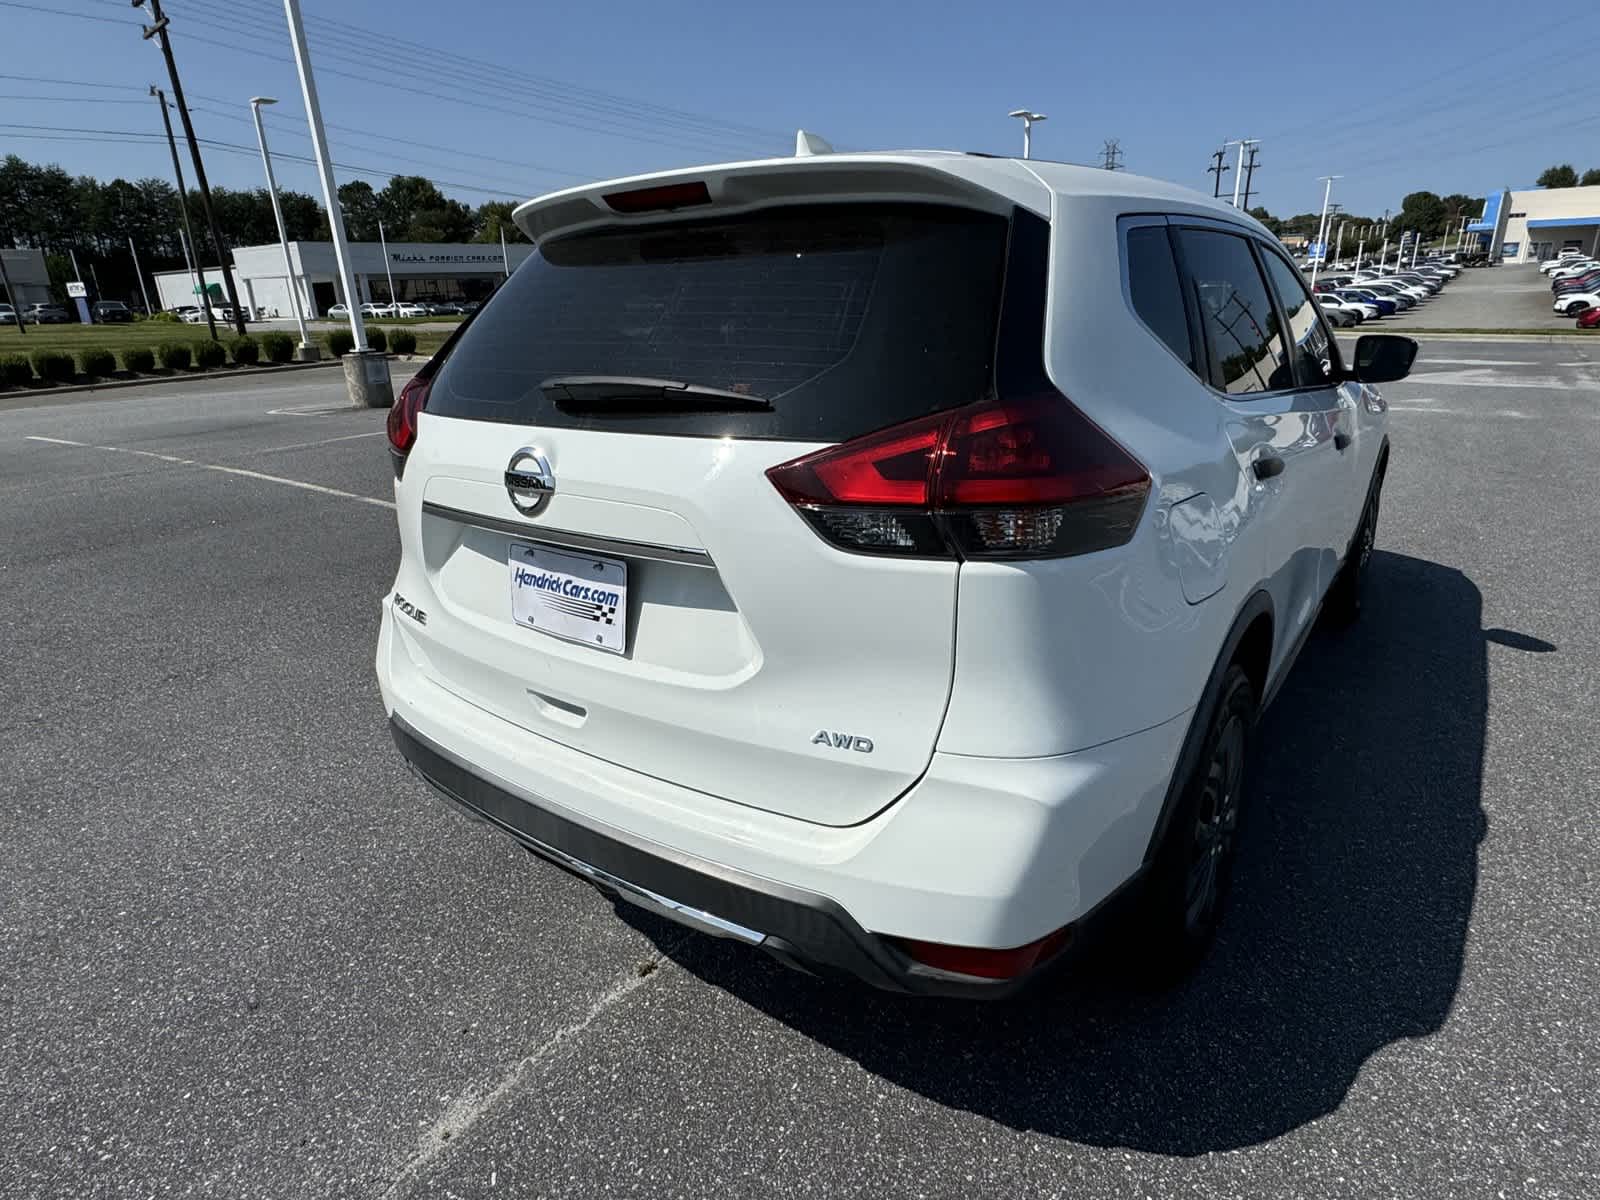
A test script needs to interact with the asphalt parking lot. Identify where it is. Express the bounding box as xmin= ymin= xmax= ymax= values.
xmin=3 ymin=342 xmax=1597 ymax=1199
xmin=1364 ymin=262 xmax=1580 ymax=332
